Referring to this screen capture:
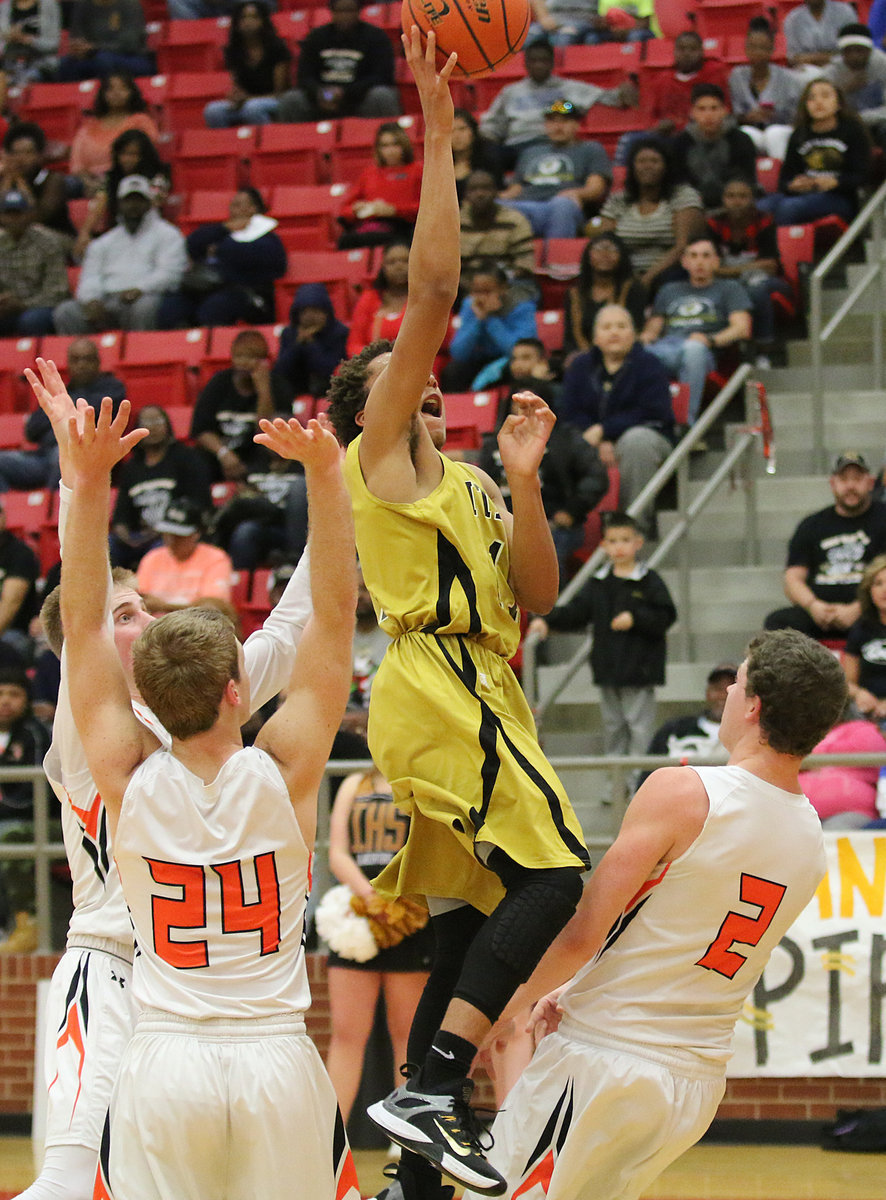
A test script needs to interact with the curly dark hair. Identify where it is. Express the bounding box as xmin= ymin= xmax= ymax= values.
xmin=326 ymin=339 xmax=393 ymax=445
xmin=744 ymin=629 xmax=848 ymax=757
